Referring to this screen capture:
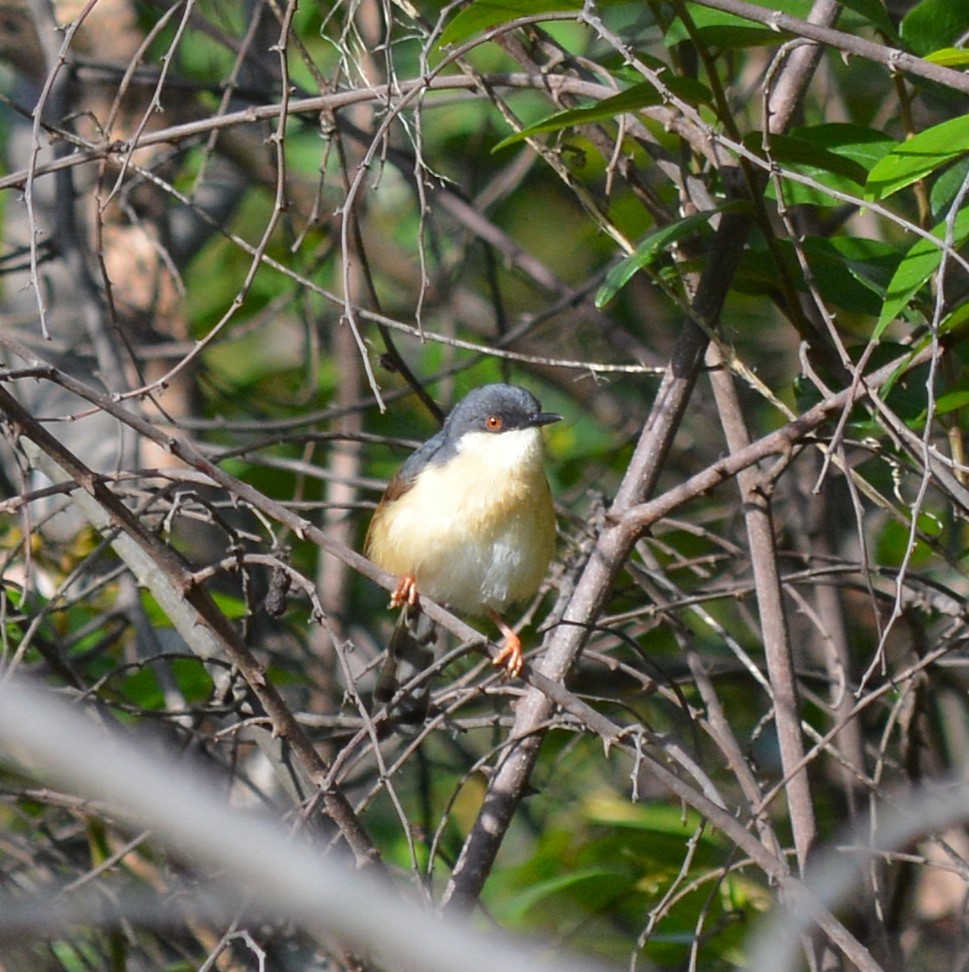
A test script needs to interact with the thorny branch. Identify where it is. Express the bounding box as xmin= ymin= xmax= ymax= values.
xmin=4 ymin=1 xmax=969 ymax=969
